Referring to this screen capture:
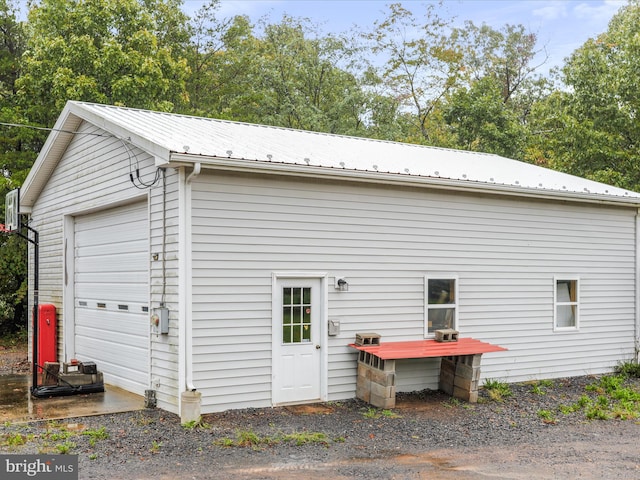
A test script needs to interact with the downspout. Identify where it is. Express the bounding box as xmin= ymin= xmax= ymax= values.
xmin=184 ymin=163 xmax=201 ymax=392
xmin=636 ymin=209 xmax=640 ymax=363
